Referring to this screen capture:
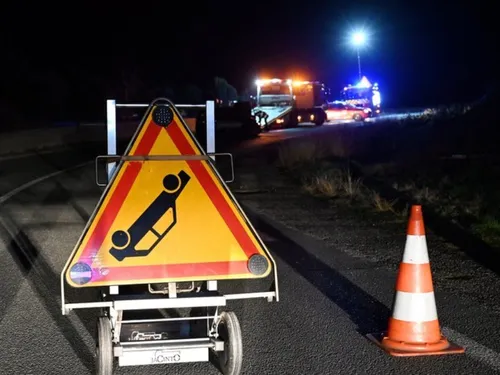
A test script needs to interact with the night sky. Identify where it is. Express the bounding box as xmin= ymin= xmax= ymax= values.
xmin=1 ymin=1 xmax=498 ymax=120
